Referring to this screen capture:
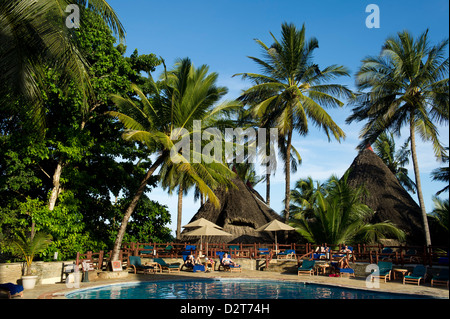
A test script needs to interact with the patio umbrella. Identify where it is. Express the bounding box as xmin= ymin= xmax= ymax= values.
xmin=256 ymin=220 xmax=295 ymax=250
xmin=182 ymin=225 xmax=232 ymax=255
xmin=182 ymin=218 xmax=223 ymax=230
